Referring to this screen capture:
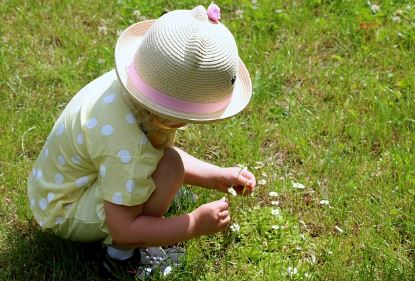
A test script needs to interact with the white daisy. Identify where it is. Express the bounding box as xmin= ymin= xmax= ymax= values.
xmin=230 ymin=223 xmax=240 ymax=232
xmin=292 ymin=182 xmax=305 ymax=189
xmin=228 ymin=187 xmax=237 ymax=197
